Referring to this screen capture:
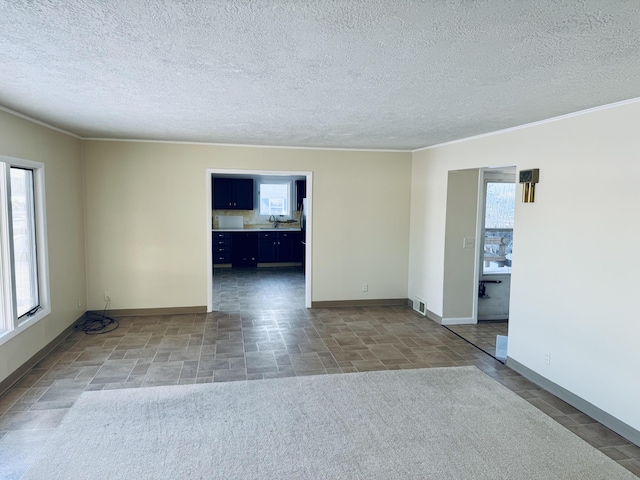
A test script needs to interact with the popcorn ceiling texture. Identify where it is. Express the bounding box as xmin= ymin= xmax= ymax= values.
xmin=0 ymin=1 xmax=638 ymax=150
